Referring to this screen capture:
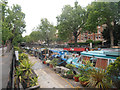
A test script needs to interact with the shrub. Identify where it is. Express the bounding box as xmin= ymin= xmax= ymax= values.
xmin=86 ymin=39 xmax=93 ymax=43
xmin=49 ymin=58 xmax=59 ymax=67
xmin=87 ymin=68 xmax=113 ymax=88
xmin=66 ymin=64 xmax=75 ymax=70
xmin=67 ymin=70 xmax=74 ymax=75
xmin=79 ymin=76 xmax=89 ymax=82
xmin=107 ymin=57 xmax=120 ymax=89
xmin=19 ymin=53 xmax=28 ymax=61
xmin=14 ymin=46 xmax=22 ymax=53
